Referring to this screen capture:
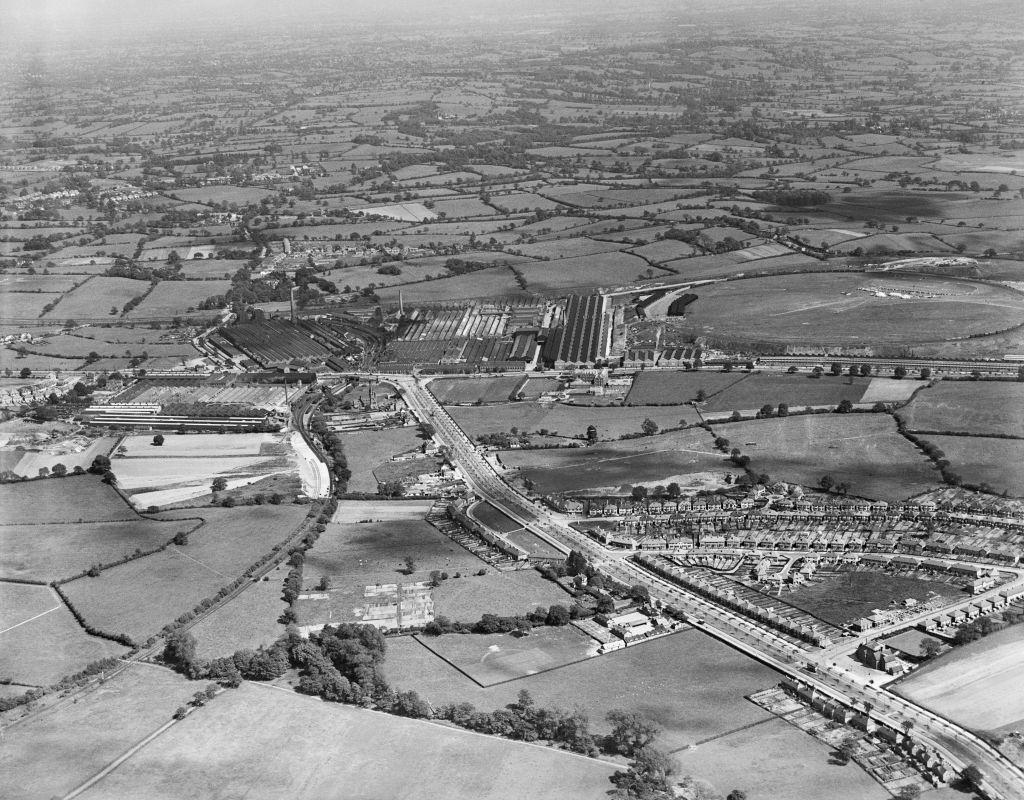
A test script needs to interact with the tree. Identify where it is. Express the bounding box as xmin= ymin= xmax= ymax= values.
xmin=894 ymin=366 xmax=907 ymax=379
xmin=665 ymin=482 xmax=681 ymax=498
xmin=858 ymin=364 xmax=871 ymax=377
xmin=403 ymin=555 xmax=416 ymax=574
xmin=836 ymin=734 xmax=858 ymax=765
xmin=211 ymin=476 xmax=228 ymax=493
xmin=565 ymin=550 xmax=589 ymax=576
xmin=163 ymin=630 xmax=197 ymax=671
xmin=19 ymin=367 xmax=31 ymax=379
xmin=546 ymin=605 xmax=570 ymax=626
xmin=630 ymin=485 xmax=648 ymax=502
xmin=960 ymin=764 xmax=983 ymax=791
xmin=606 ymin=710 xmax=661 ymax=756
xmin=641 ymin=418 xmax=659 ymax=436
xmin=586 ymin=424 xmax=598 ymax=443
xmin=51 ymin=463 xmax=67 ymax=477
xmin=88 ymin=455 xmax=111 ymax=475
xmin=757 ymin=404 xmax=774 ymax=418
xmin=836 ymin=398 xmax=854 ymax=413
xmin=777 ymin=403 xmax=789 ymax=417
xmin=819 ymin=474 xmax=835 ymax=492
xmin=830 ymin=362 xmax=842 ymax=376
xmin=152 ymin=434 xmax=165 ymax=446
xmin=920 ymin=638 xmax=942 ymax=659
xmin=897 ymin=785 xmax=920 ymax=800
xmin=921 ymin=367 xmax=932 ymax=380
